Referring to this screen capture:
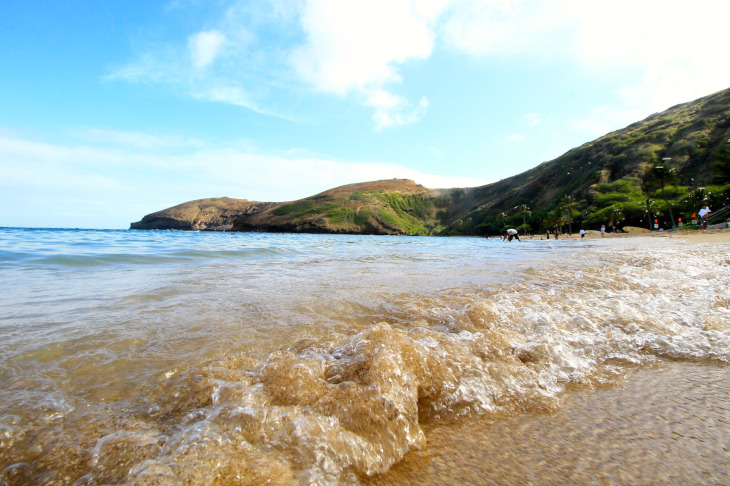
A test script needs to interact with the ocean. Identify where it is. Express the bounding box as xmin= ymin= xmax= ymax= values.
xmin=0 ymin=227 xmax=728 ymax=484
